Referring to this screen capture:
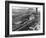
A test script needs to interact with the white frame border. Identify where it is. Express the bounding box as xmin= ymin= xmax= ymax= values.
xmin=9 ymin=3 xmax=43 ymax=35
